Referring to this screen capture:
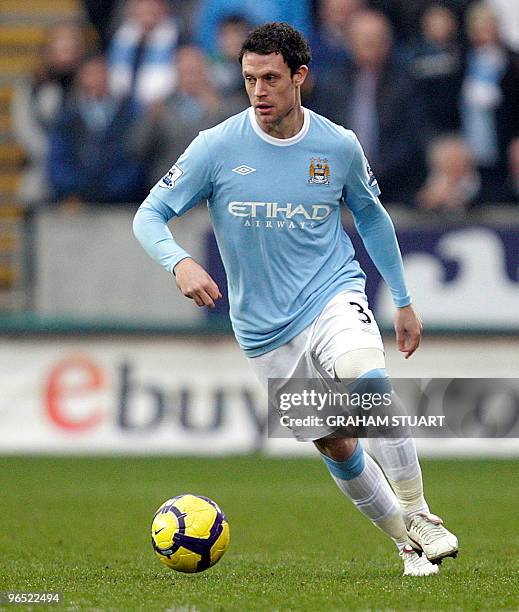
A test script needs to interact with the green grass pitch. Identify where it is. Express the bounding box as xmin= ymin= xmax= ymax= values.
xmin=0 ymin=456 xmax=518 ymax=611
